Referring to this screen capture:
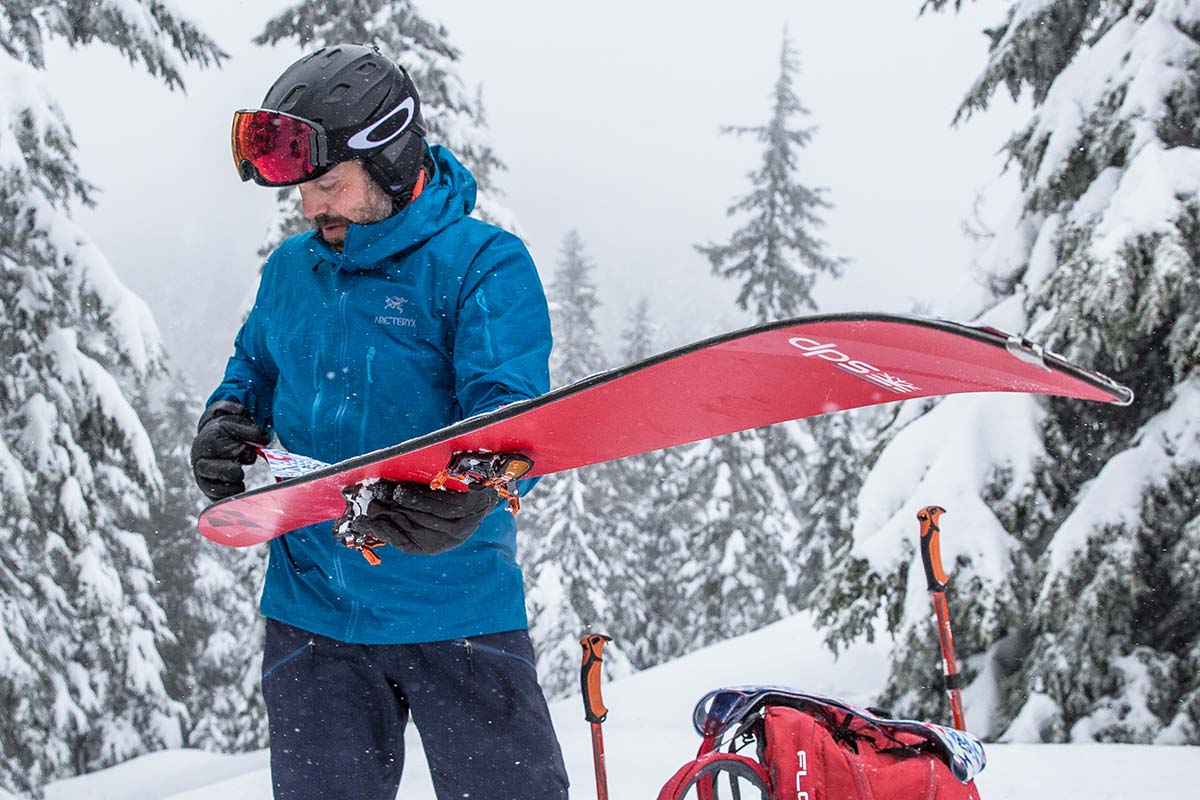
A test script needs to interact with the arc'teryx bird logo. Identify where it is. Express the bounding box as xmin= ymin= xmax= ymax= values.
xmin=376 ymin=295 xmax=416 ymax=328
